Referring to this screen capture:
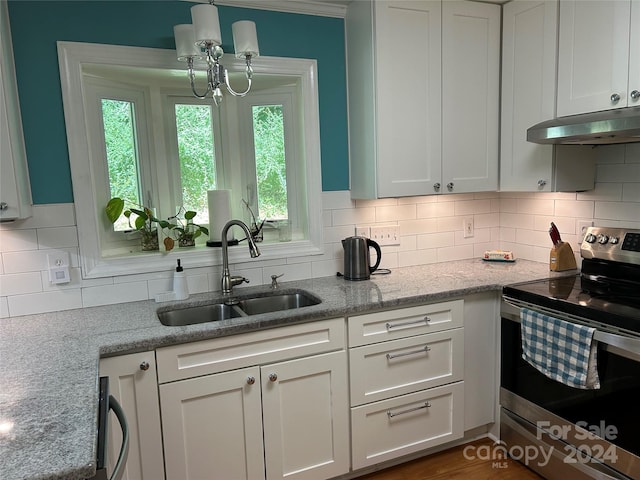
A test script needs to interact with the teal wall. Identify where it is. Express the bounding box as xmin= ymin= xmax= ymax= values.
xmin=7 ymin=1 xmax=349 ymax=204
